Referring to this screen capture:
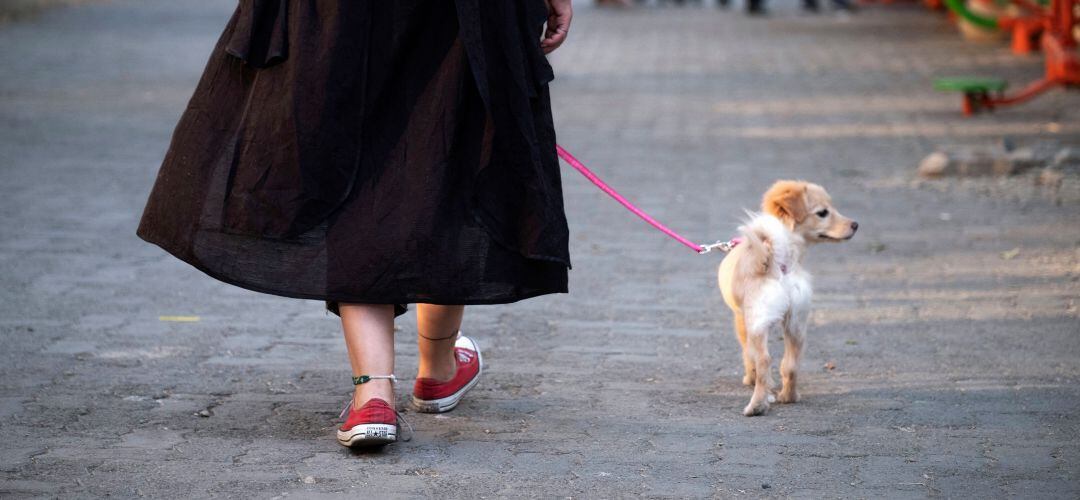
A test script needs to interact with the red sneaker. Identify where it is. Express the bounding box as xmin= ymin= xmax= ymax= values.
xmin=411 ymin=335 xmax=483 ymax=413
xmin=337 ymin=398 xmax=398 ymax=447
